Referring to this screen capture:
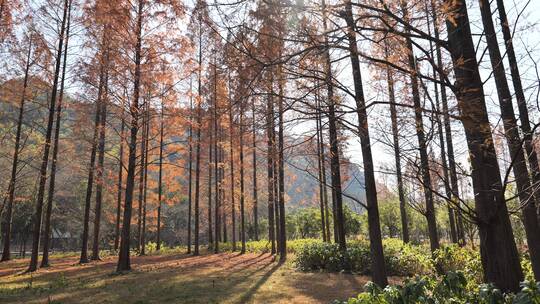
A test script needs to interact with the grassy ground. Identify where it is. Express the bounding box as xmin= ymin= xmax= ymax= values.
xmin=0 ymin=251 xmax=397 ymax=304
